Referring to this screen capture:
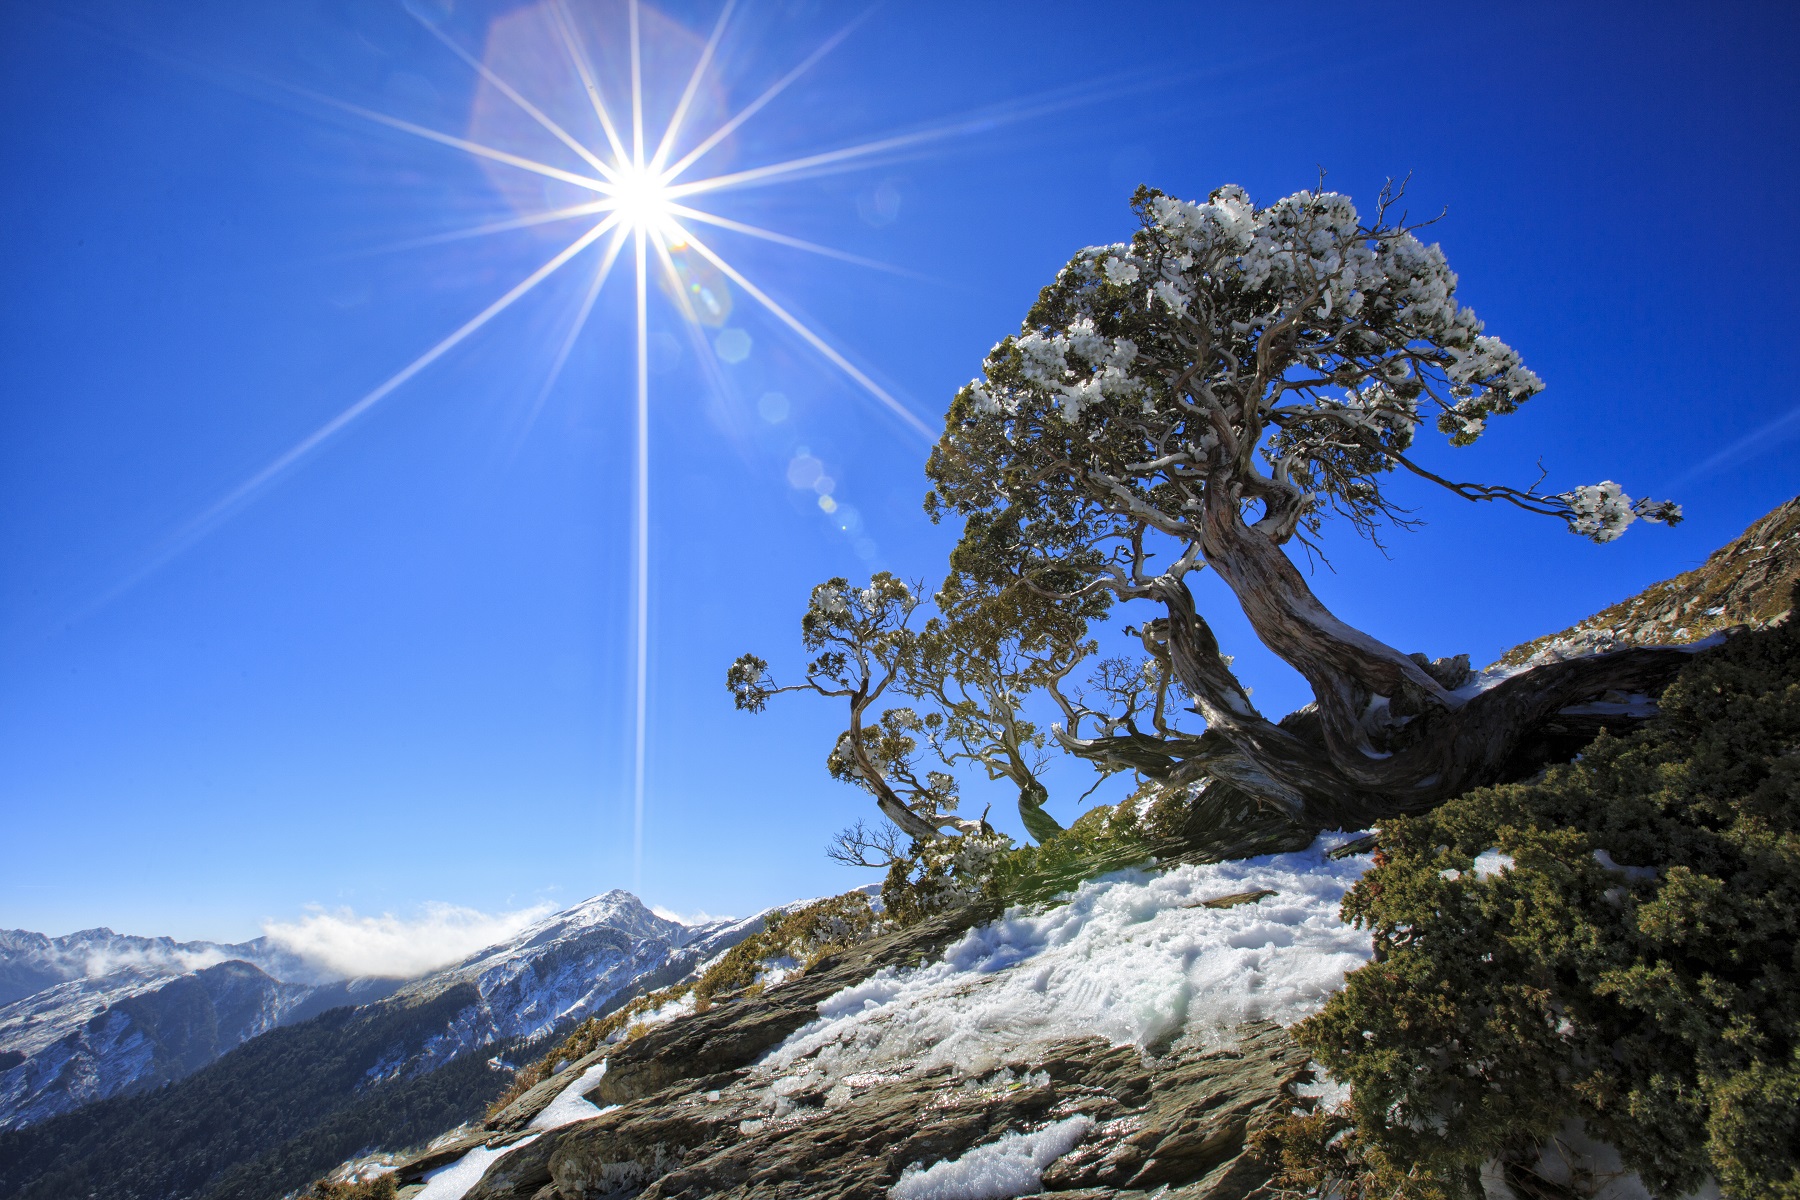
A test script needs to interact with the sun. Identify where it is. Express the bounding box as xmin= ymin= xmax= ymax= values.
xmin=607 ymin=162 xmax=676 ymax=236
xmin=152 ymin=0 xmax=1010 ymax=884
